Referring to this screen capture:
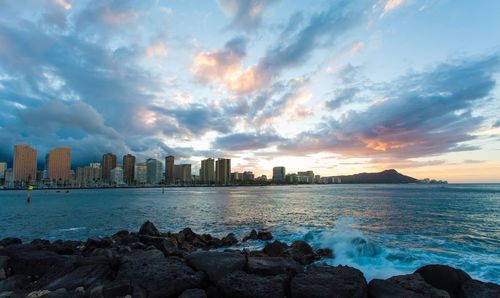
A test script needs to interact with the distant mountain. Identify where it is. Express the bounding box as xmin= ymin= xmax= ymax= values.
xmin=337 ymin=169 xmax=418 ymax=184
